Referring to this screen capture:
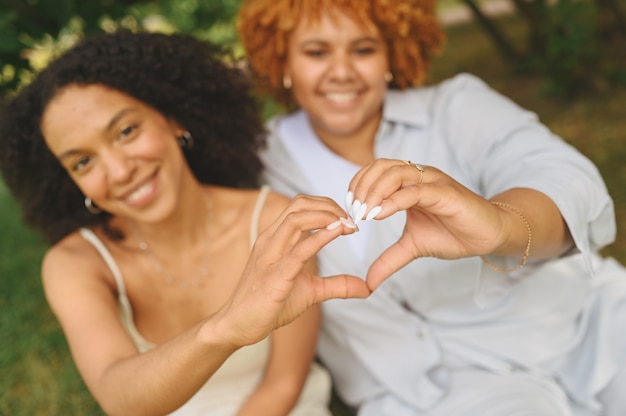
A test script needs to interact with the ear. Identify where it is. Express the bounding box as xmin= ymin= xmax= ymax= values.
xmin=167 ymin=118 xmax=186 ymax=138
xmin=282 ymin=66 xmax=292 ymax=90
